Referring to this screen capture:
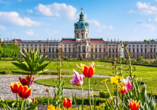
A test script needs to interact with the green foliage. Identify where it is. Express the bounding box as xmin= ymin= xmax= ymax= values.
xmin=51 ymin=80 xmax=64 ymax=108
xmin=1 ymin=43 xmax=20 ymax=58
xmin=12 ymin=48 xmax=50 ymax=74
xmin=137 ymin=57 xmax=144 ymax=62
xmin=99 ymin=91 xmax=111 ymax=98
